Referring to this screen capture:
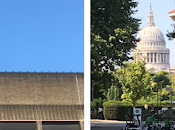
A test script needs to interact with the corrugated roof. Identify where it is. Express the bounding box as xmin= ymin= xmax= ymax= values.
xmin=0 ymin=73 xmax=84 ymax=105
xmin=0 ymin=73 xmax=84 ymax=121
xmin=0 ymin=105 xmax=84 ymax=121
